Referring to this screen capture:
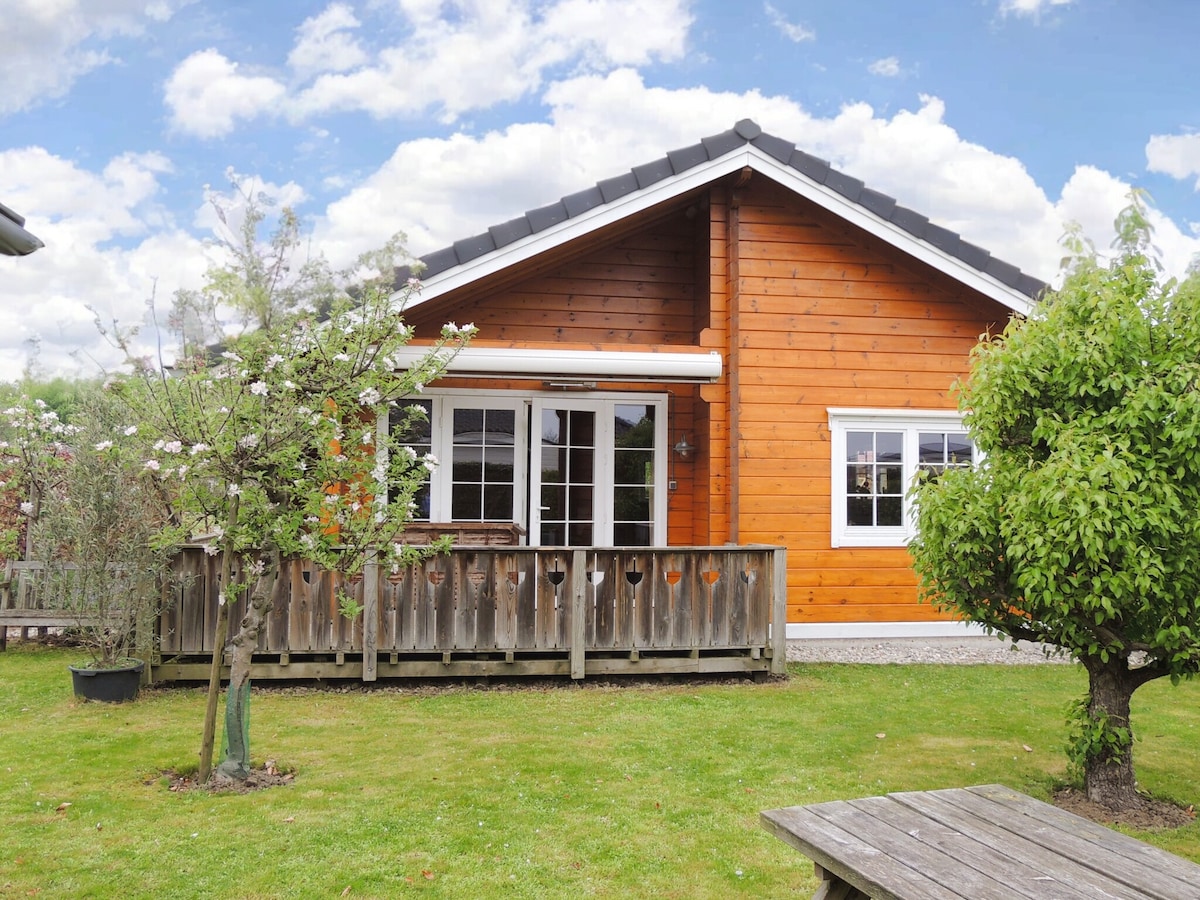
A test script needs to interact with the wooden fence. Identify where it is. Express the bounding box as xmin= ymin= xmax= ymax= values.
xmin=151 ymin=545 xmax=787 ymax=681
